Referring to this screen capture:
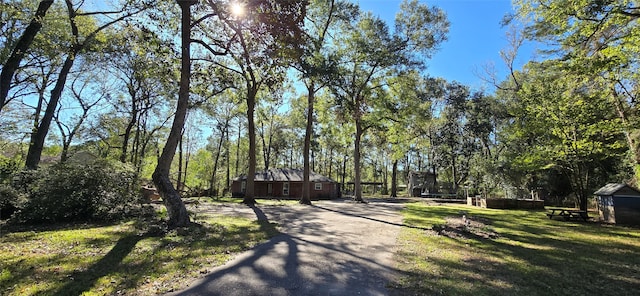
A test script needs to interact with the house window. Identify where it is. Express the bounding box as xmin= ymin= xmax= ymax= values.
xmin=283 ymin=182 xmax=289 ymax=196
xmin=314 ymin=182 xmax=322 ymax=191
xmin=241 ymin=181 xmax=246 ymax=193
